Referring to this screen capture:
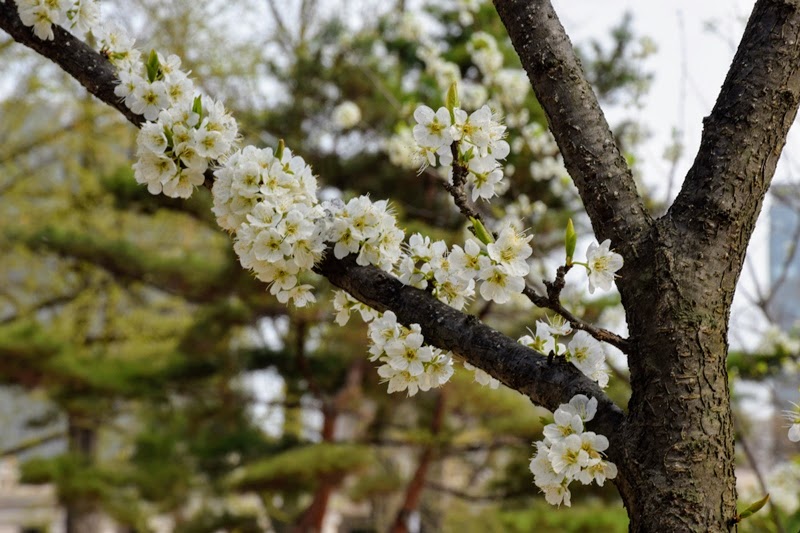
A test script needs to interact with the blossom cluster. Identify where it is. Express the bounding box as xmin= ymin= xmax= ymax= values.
xmin=117 ymin=51 xmax=238 ymax=198
xmin=334 ymin=294 xmax=498 ymax=394
xmin=327 ymin=196 xmax=405 ymax=272
xmin=529 ymin=395 xmax=617 ymax=506
xmin=519 ymin=318 xmax=609 ymax=388
xmin=367 ymin=311 xmax=455 ymax=396
xmin=12 ymin=0 xmax=99 ymax=40
xmin=214 ymin=145 xmax=326 ymax=306
xmin=398 ymin=225 xmax=533 ymax=307
xmin=413 ymin=103 xmax=510 ymax=202
xmin=14 ymin=0 xmax=237 ymax=199
xmin=214 ymin=148 xmax=406 ymax=308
